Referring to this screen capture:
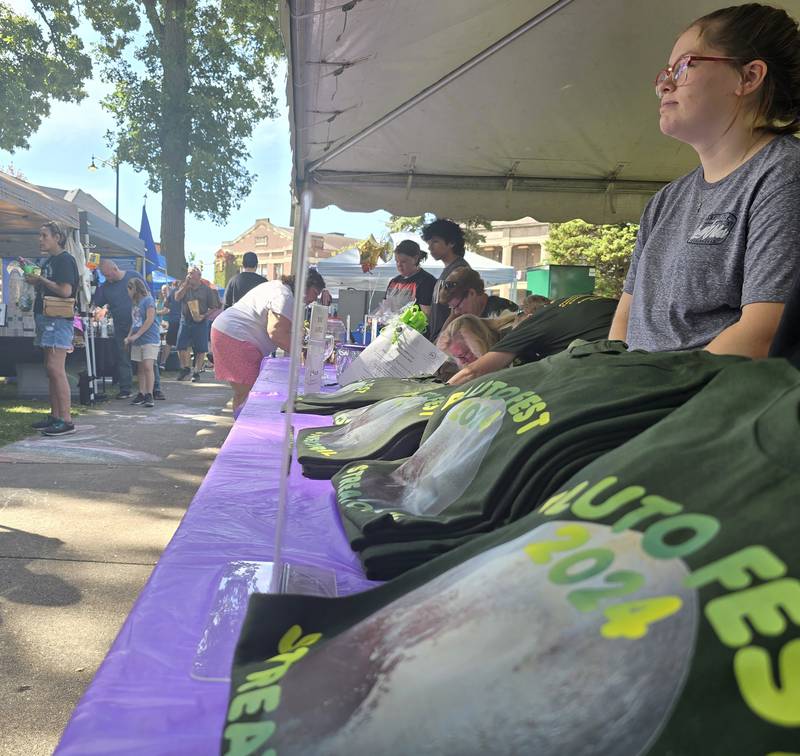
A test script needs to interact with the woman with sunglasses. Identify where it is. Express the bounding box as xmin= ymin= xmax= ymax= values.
xmin=609 ymin=4 xmax=800 ymax=358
